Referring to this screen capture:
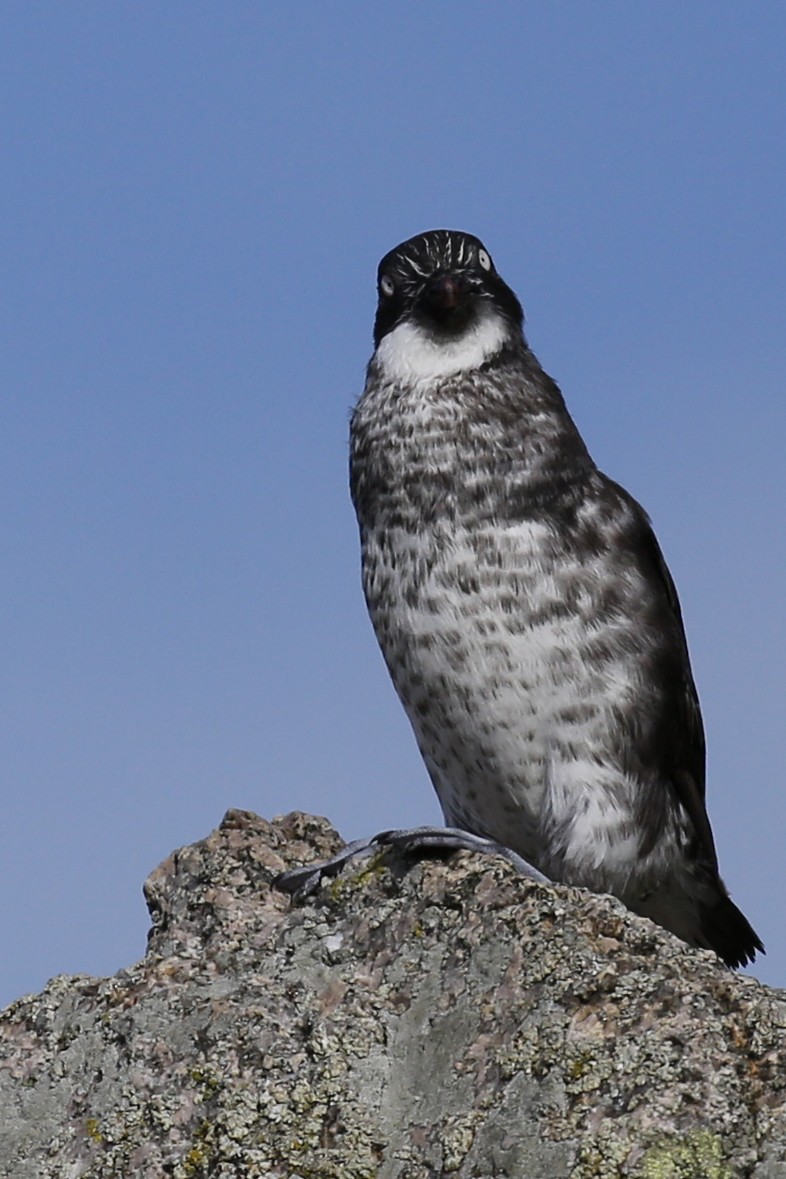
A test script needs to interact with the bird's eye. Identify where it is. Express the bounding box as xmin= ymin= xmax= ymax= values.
xmin=478 ymin=249 xmax=492 ymax=272
xmin=380 ymin=275 xmax=395 ymax=297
